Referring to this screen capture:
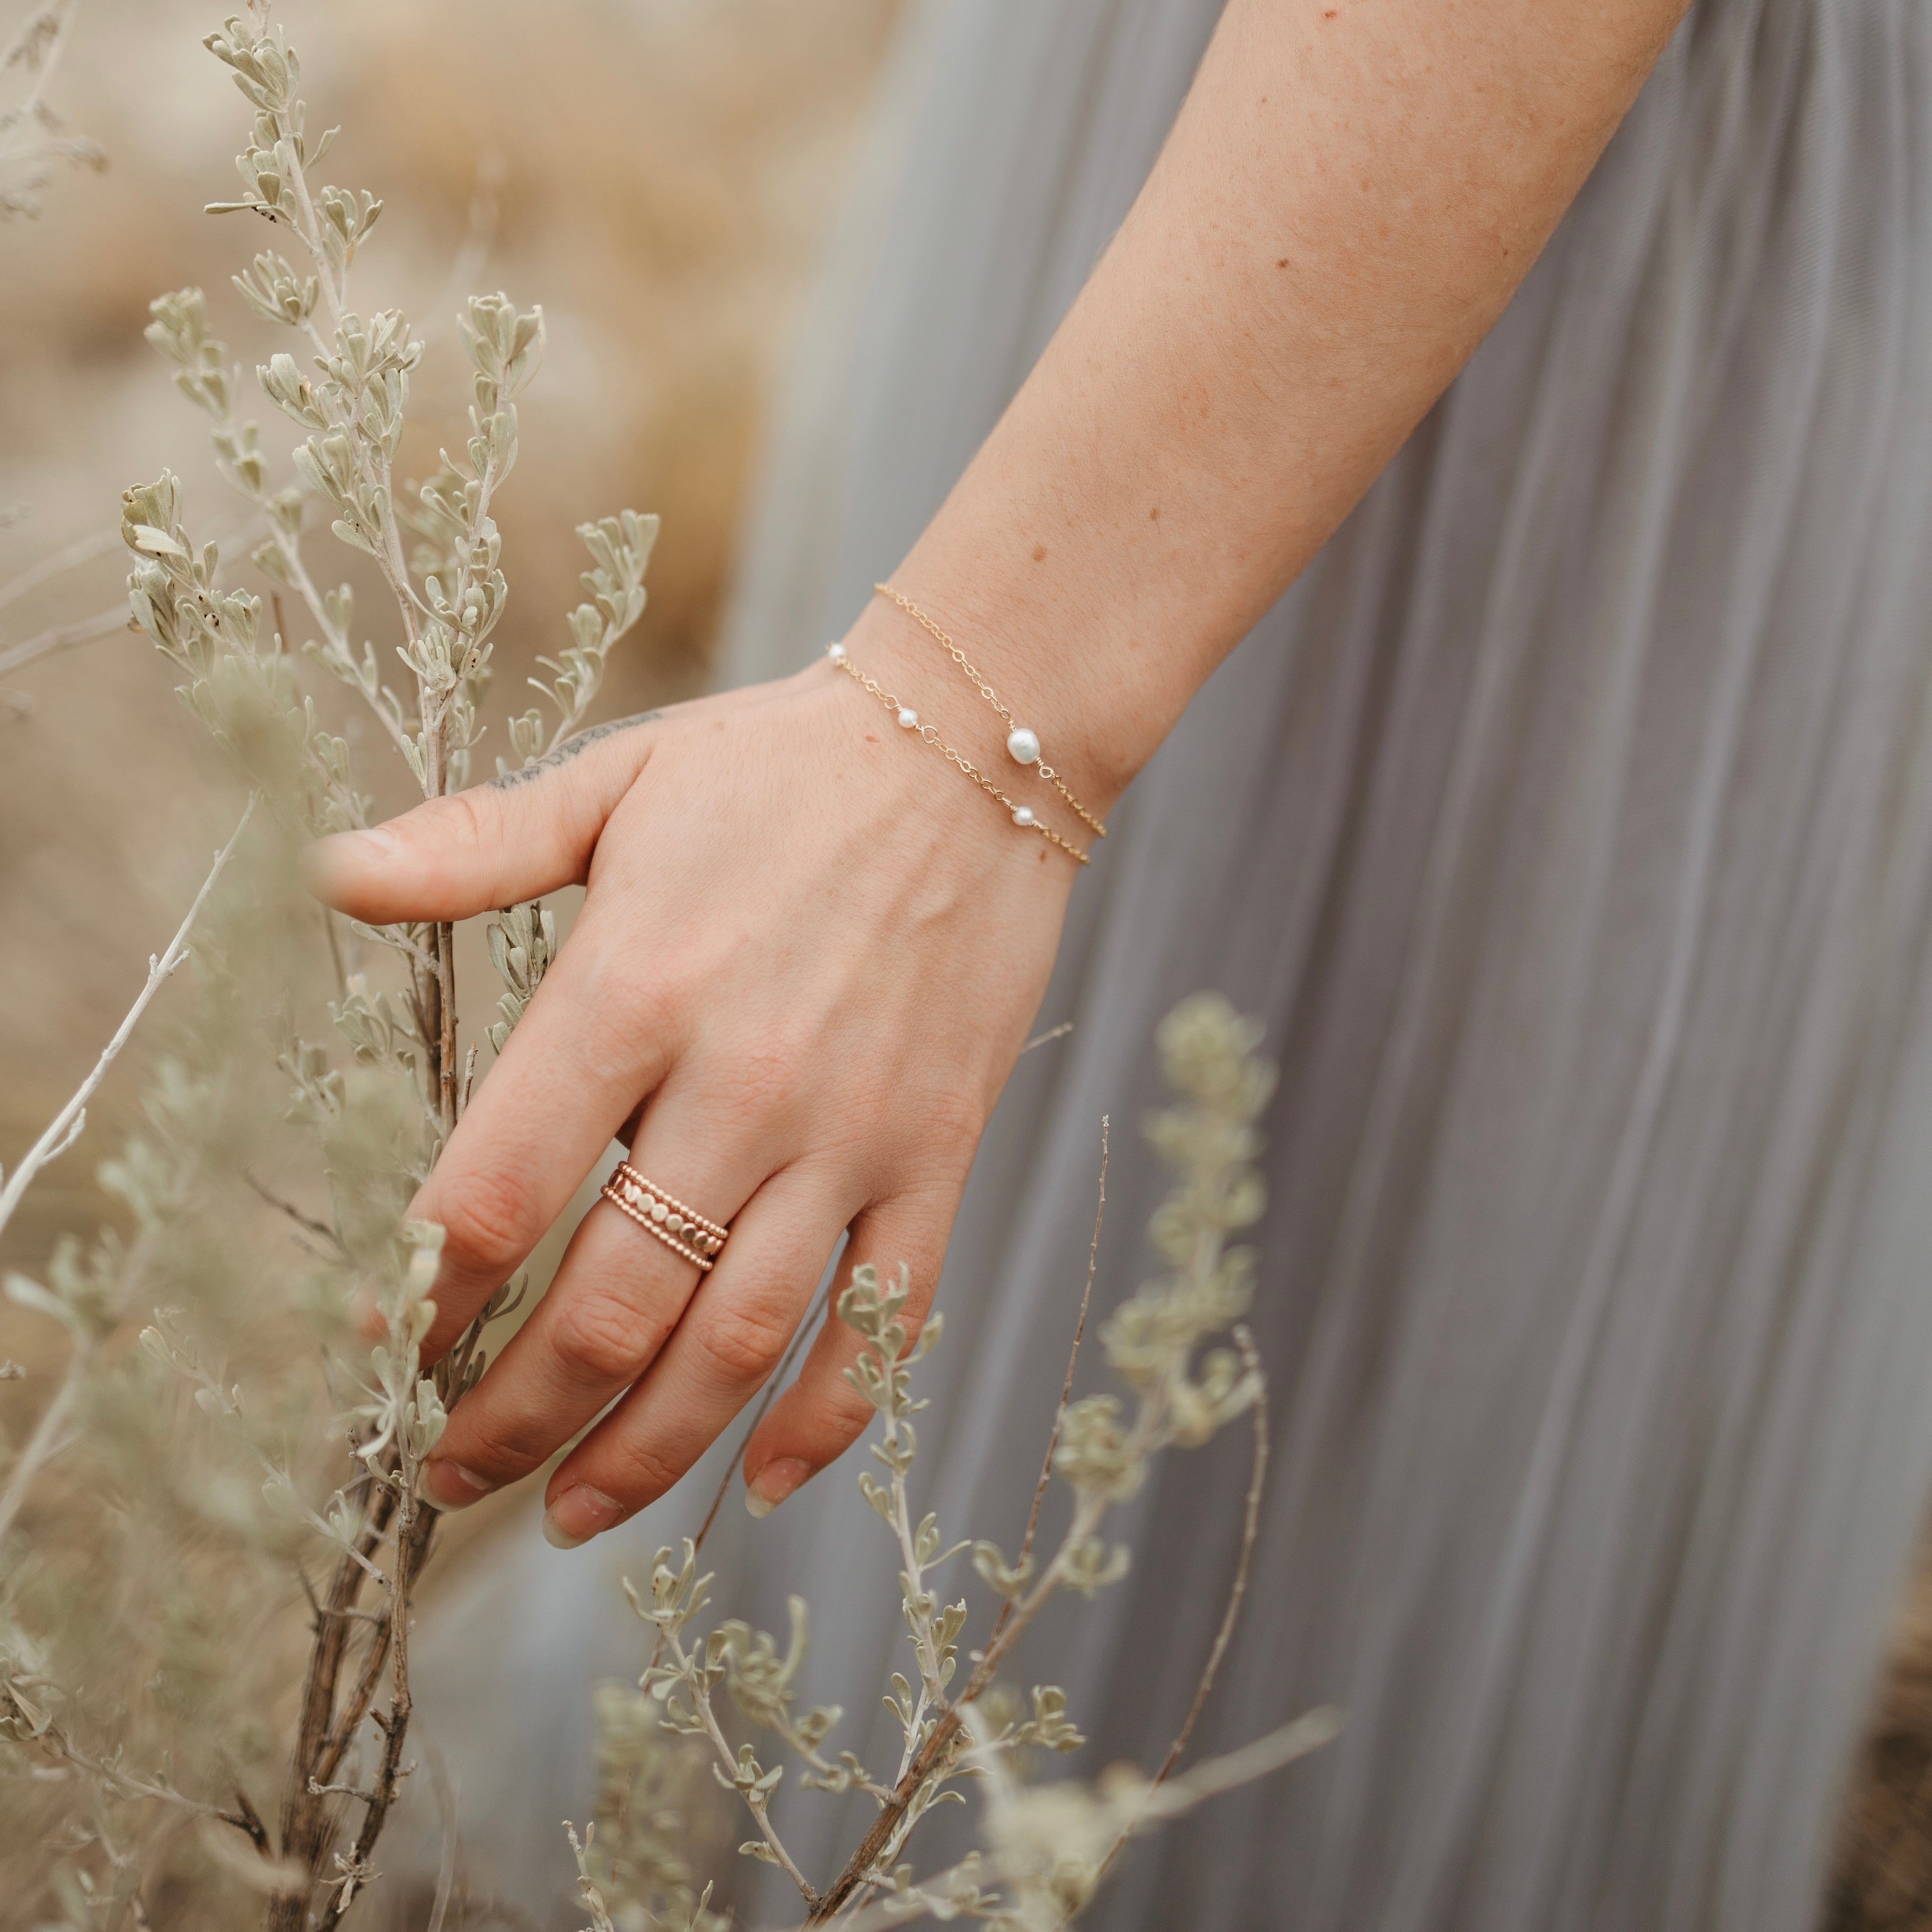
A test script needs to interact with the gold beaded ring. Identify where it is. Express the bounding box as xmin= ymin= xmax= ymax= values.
xmin=601 ymin=1163 xmax=730 ymax=1271
xmin=872 ymin=583 xmax=1106 ymax=840
xmin=825 ymin=640 xmax=1092 ymax=865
